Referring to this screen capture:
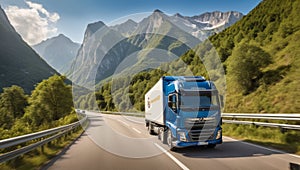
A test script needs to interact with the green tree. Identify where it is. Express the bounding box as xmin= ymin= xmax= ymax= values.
xmin=227 ymin=44 xmax=272 ymax=94
xmin=24 ymin=75 xmax=73 ymax=128
xmin=0 ymin=85 xmax=27 ymax=129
